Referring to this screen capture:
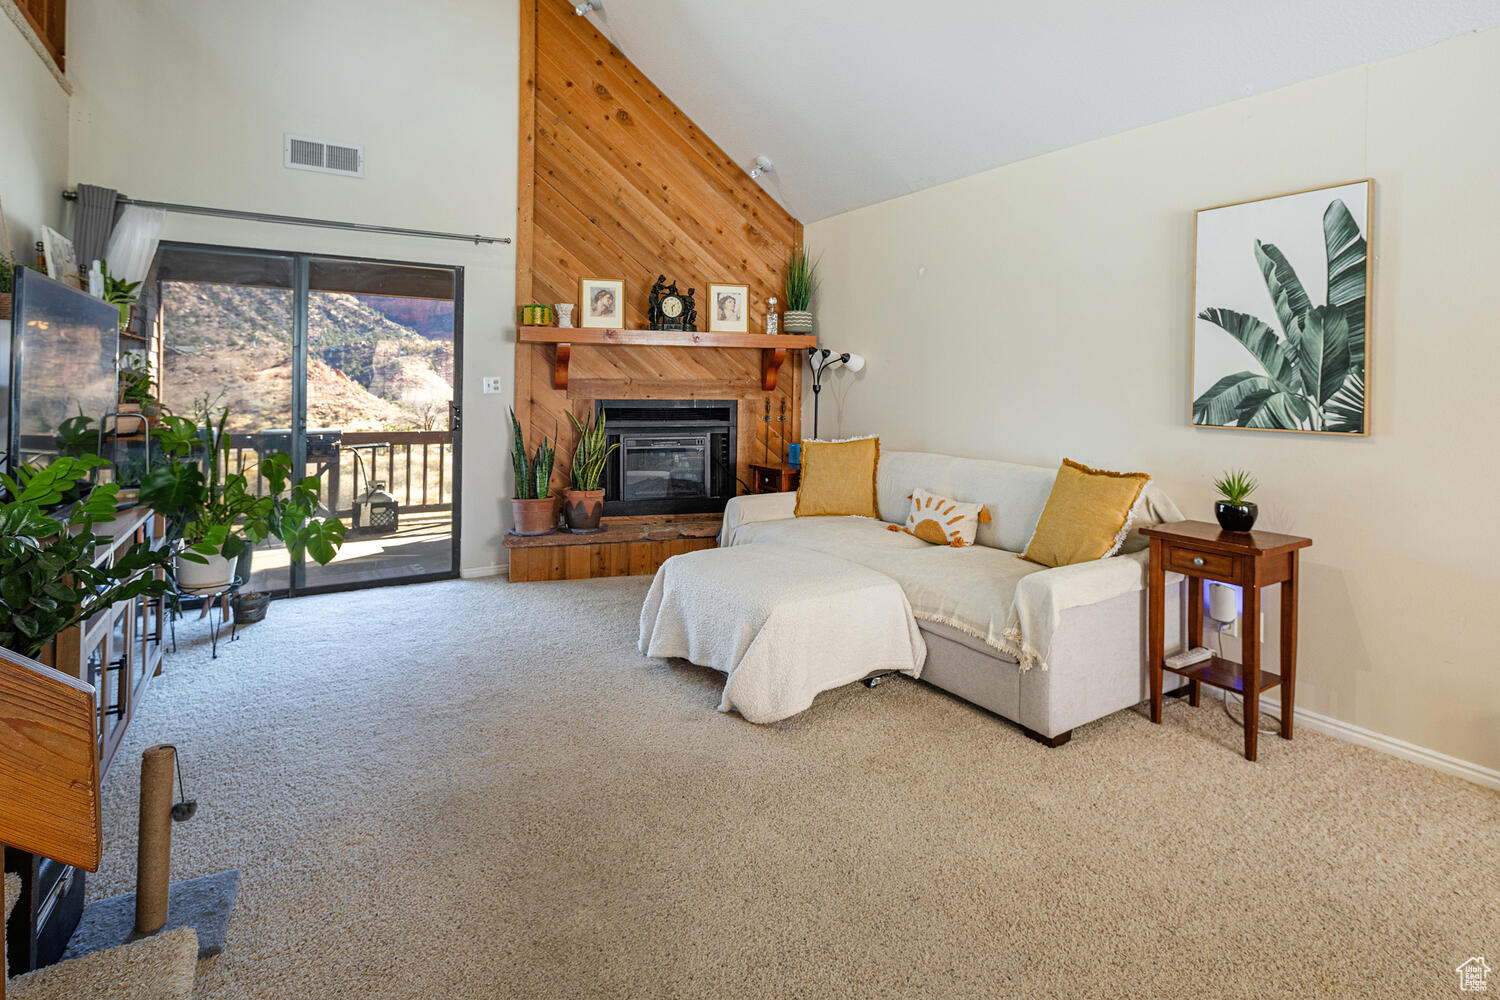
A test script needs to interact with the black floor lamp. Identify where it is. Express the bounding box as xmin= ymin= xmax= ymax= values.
xmin=809 ymin=348 xmax=866 ymax=439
